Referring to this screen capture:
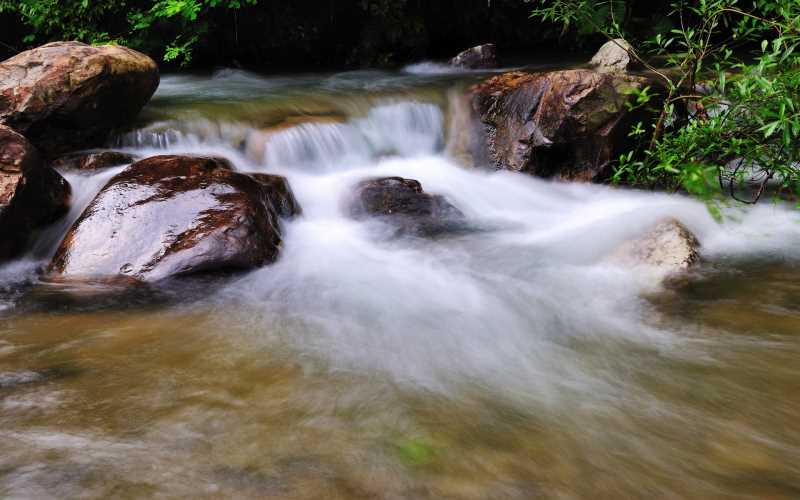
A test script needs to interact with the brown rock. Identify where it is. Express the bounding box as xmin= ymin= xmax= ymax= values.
xmin=249 ymin=173 xmax=302 ymax=219
xmin=49 ymin=155 xmax=293 ymax=282
xmin=51 ymin=151 xmax=137 ymax=171
xmin=244 ymin=114 xmax=346 ymax=163
xmin=0 ymin=42 xmax=159 ymax=156
xmin=347 ymin=176 xmax=464 ymax=236
xmin=0 ymin=125 xmax=70 ymax=261
xmin=449 ymin=44 xmax=497 ymax=69
xmin=470 ymin=69 xmax=652 ymax=181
